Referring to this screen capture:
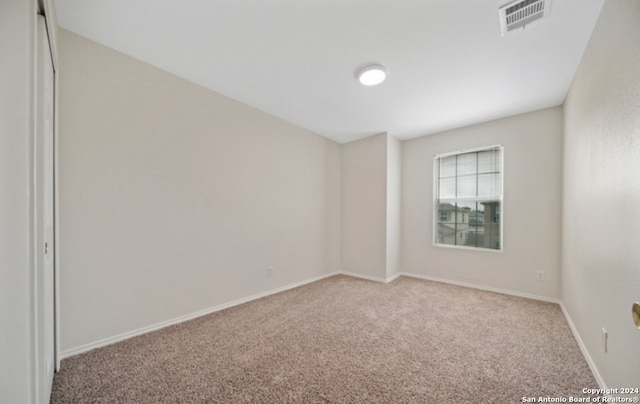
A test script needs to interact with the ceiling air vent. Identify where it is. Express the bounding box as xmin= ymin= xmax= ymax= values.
xmin=499 ymin=0 xmax=552 ymax=36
